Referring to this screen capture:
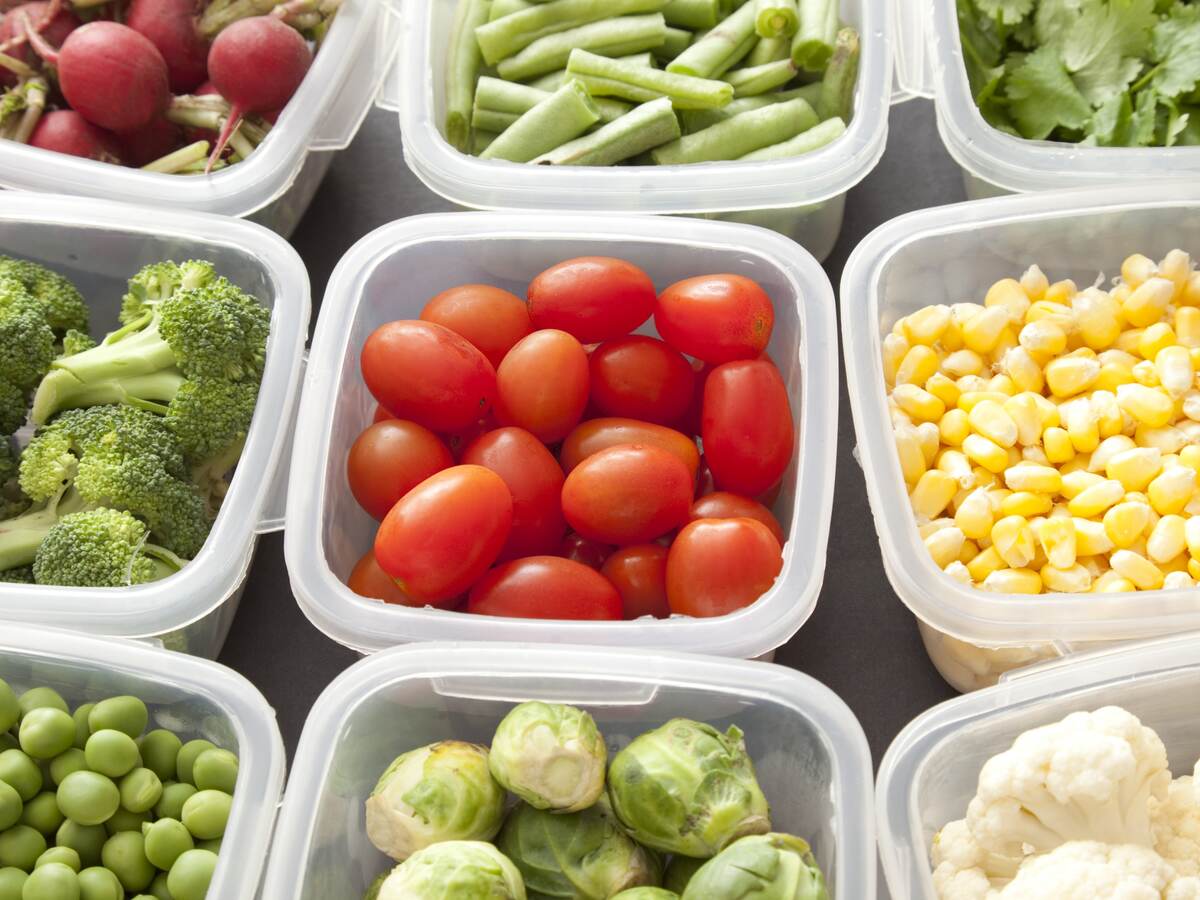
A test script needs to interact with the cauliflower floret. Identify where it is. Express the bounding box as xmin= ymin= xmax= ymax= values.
xmin=967 ymin=707 xmax=1171 ymax=857
xmin=931 ymin=819 xmax=1019 ymax=899
xmin=1153 ymin=762 xmax=1200 ymax=879
xmin=997 ymin=841 xmax=1200 ymax=899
